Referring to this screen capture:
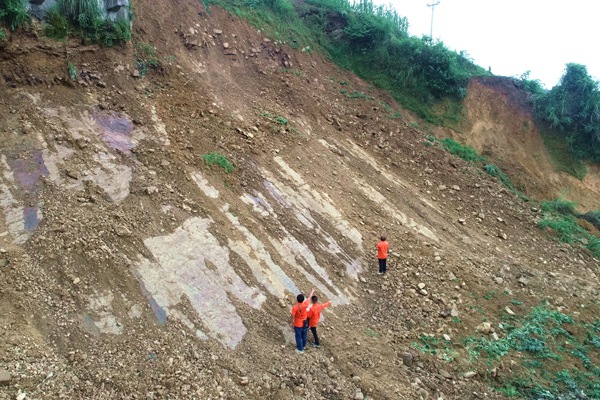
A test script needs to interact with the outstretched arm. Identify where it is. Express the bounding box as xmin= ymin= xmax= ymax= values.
xmin=305 ymin=288 xmax=315 ymax=311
